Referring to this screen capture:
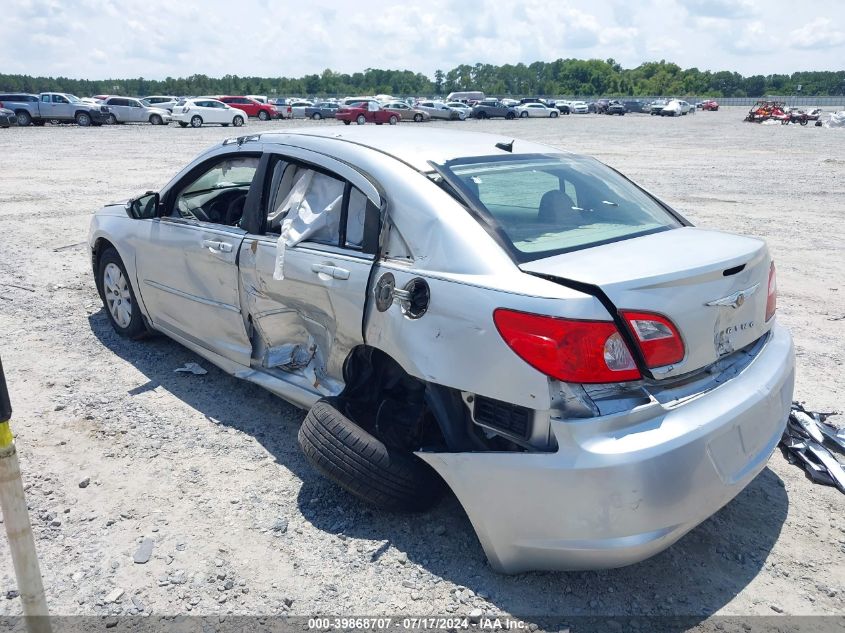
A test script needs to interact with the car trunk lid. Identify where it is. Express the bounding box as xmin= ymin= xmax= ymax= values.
xmin=520 ymin=227 xmax=773 ymax=379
